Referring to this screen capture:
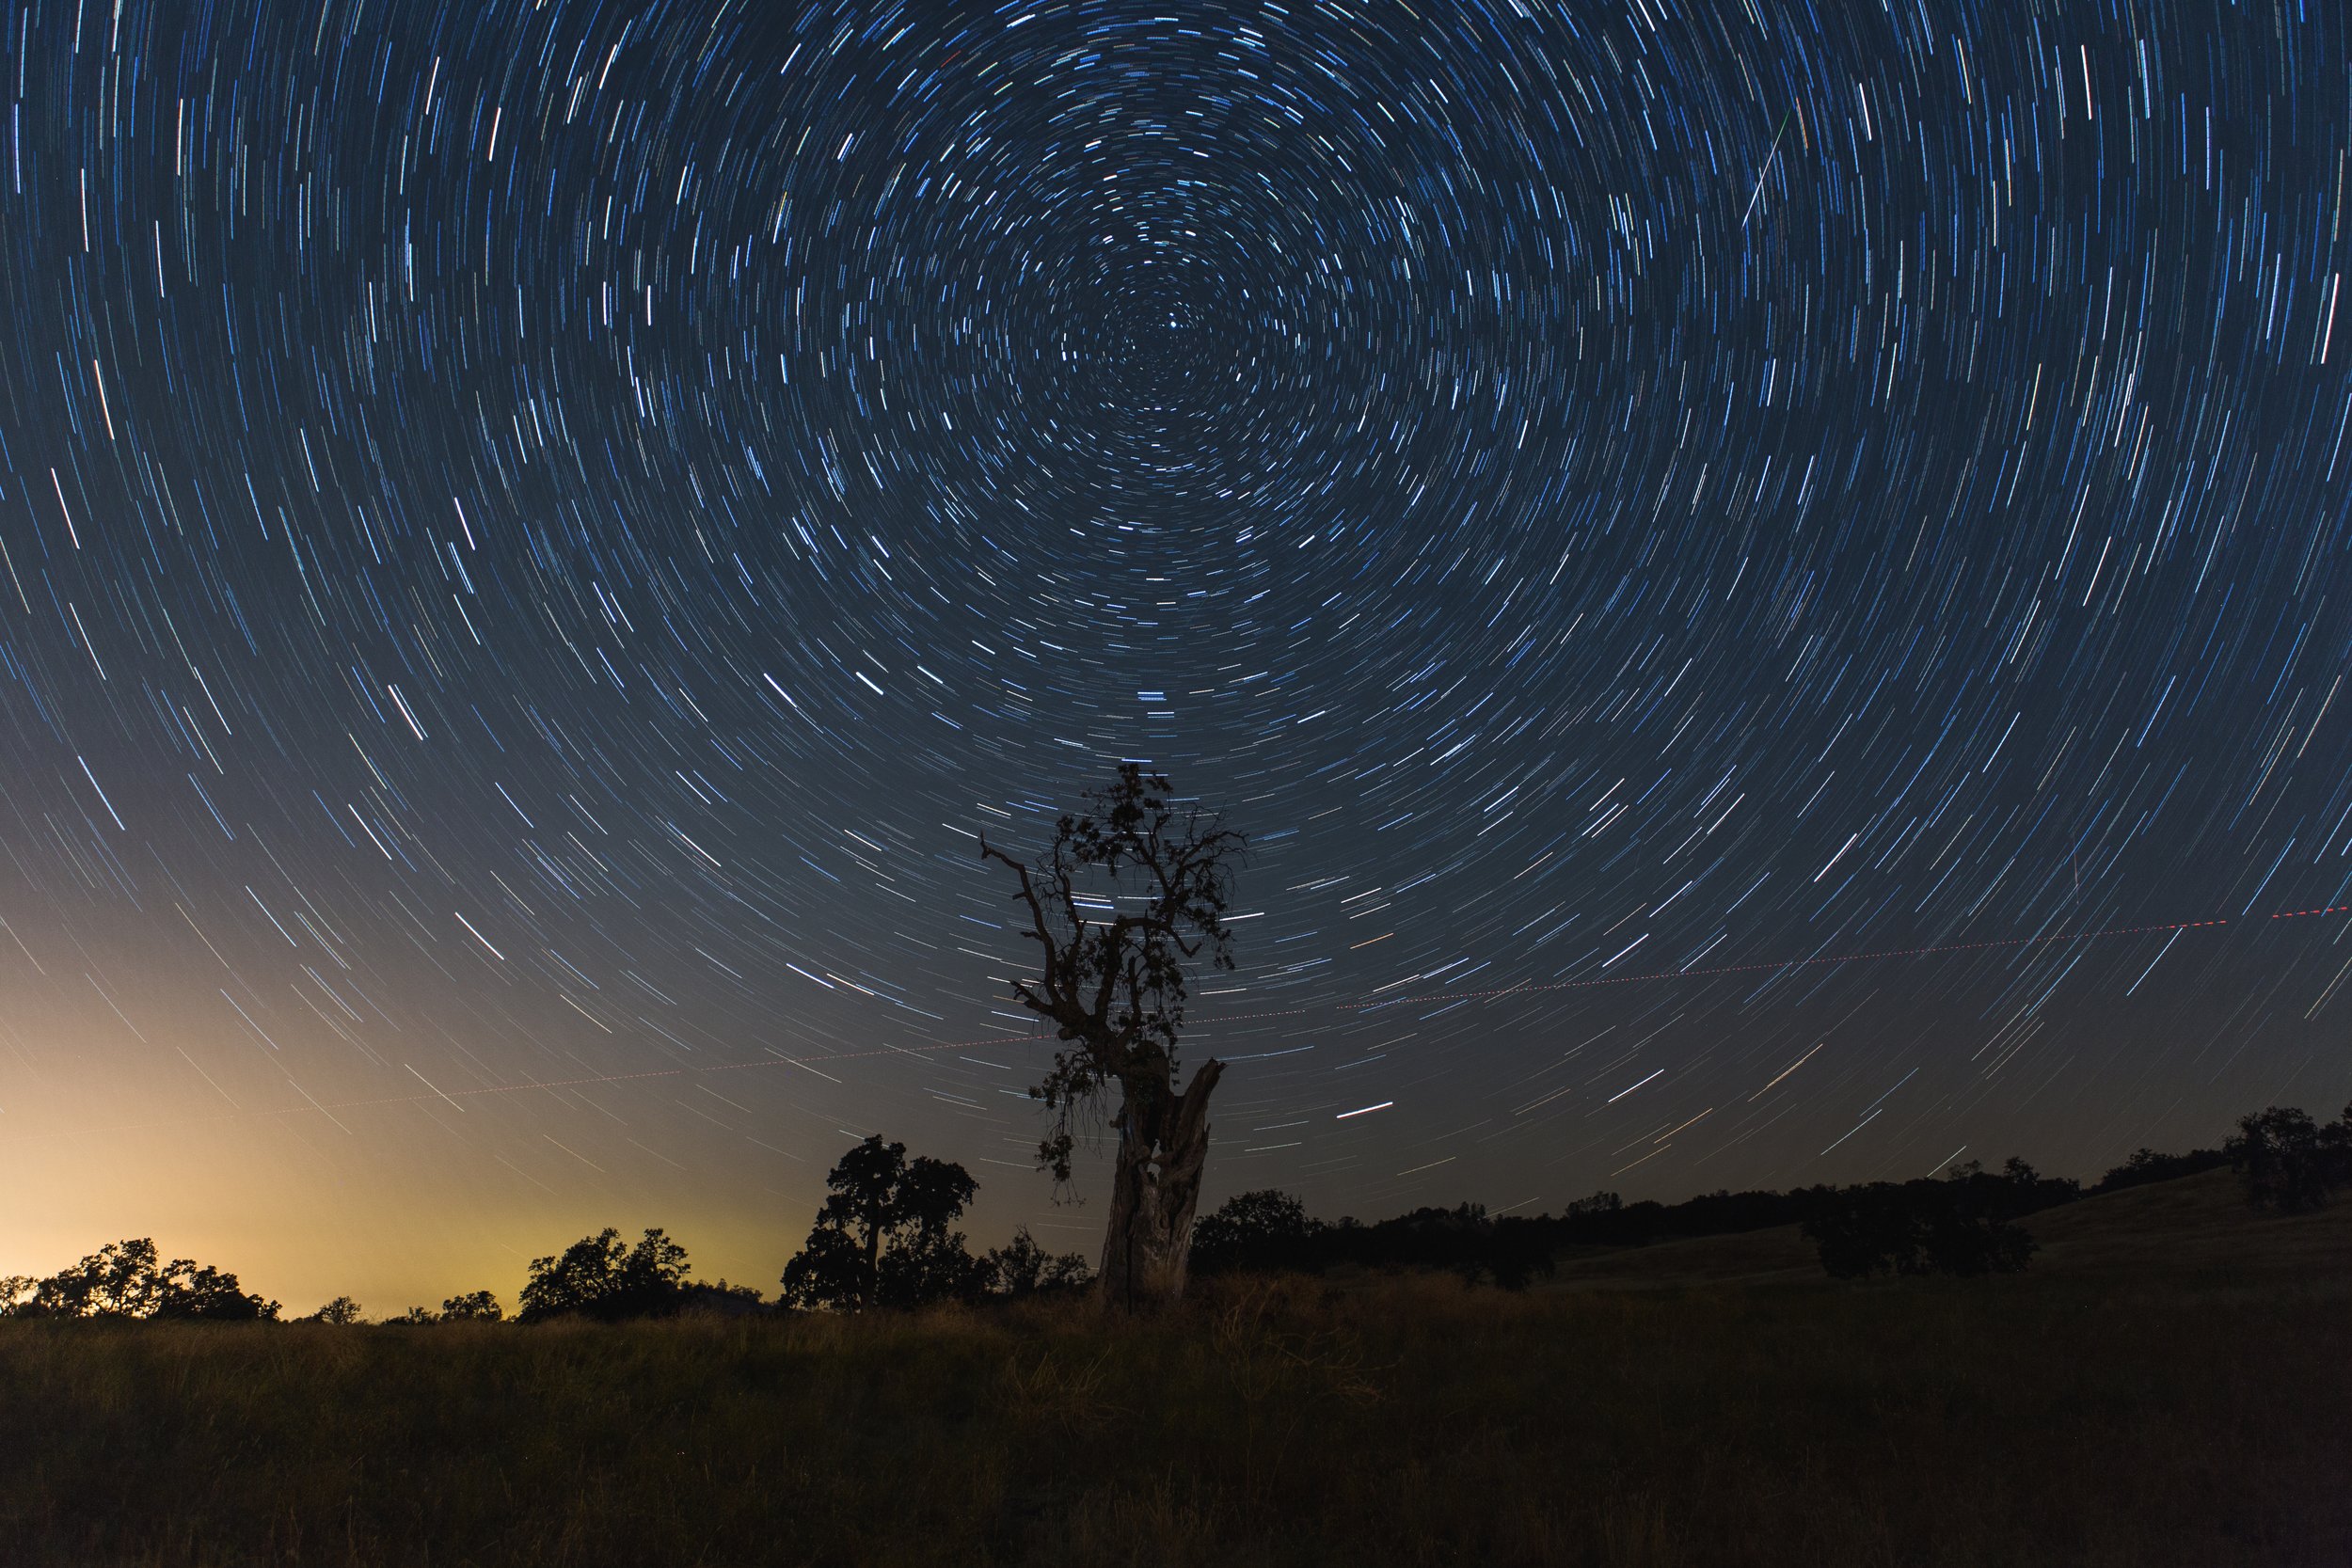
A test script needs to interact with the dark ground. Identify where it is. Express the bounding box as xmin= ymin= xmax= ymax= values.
xmin=2 ymin=1167 xmax=2346 ymax=1567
